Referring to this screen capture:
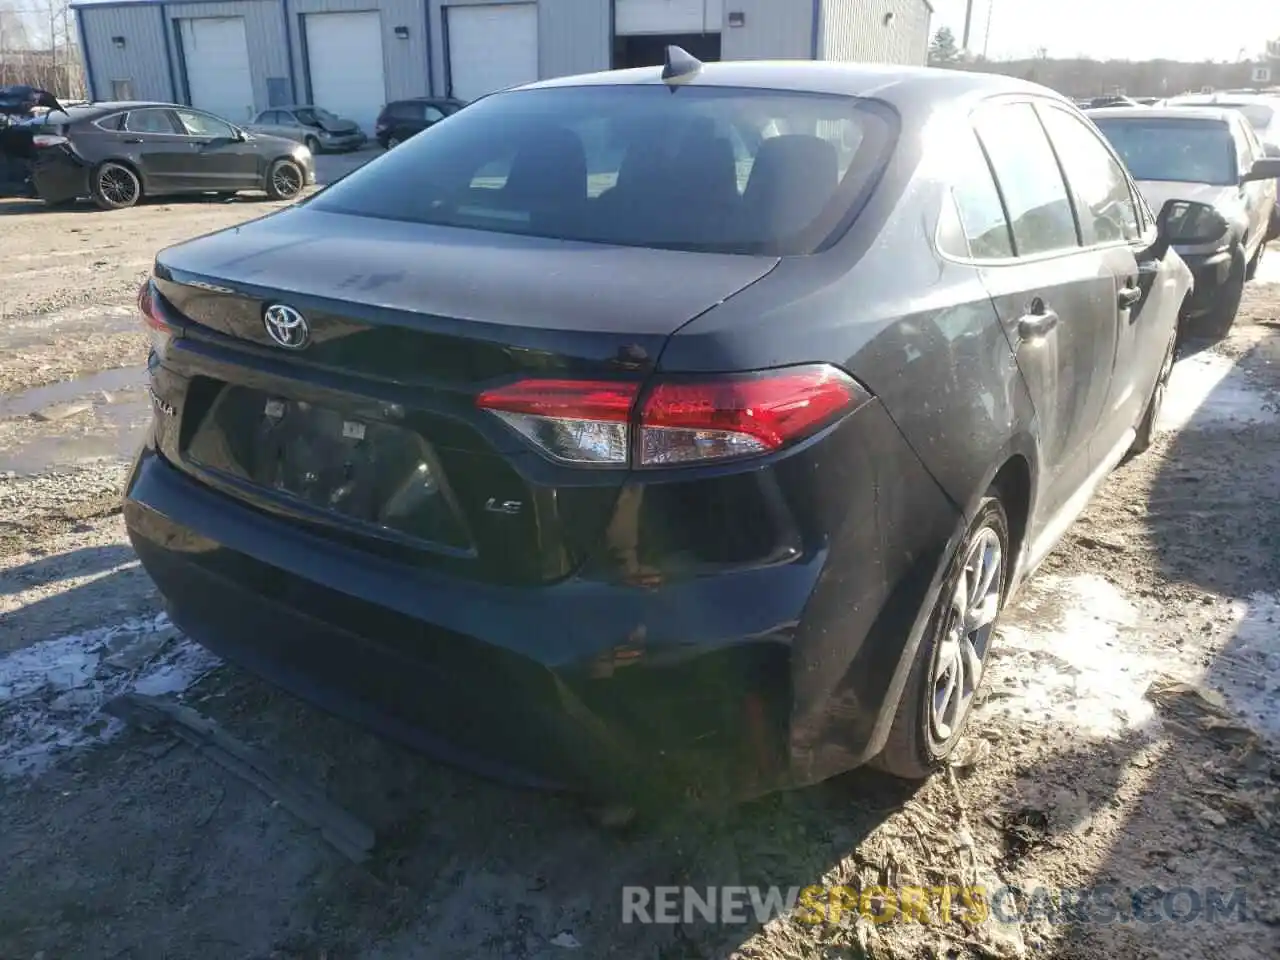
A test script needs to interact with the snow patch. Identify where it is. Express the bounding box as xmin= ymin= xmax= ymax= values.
xmin=0 ymin=613 xmax=220 ymax=779
xmin=1210 ymin=593 xmax=1280 ymax=745
xmin=984 ymin=574 xmax=1161 ymax=738
xmin=986 ymin=575 xmax=1280 ymax=747
xmin=1251 ymin=246 xmax=1280 ymax=285
xmin=1157 ymin=350 xmax=1275 ymax=433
